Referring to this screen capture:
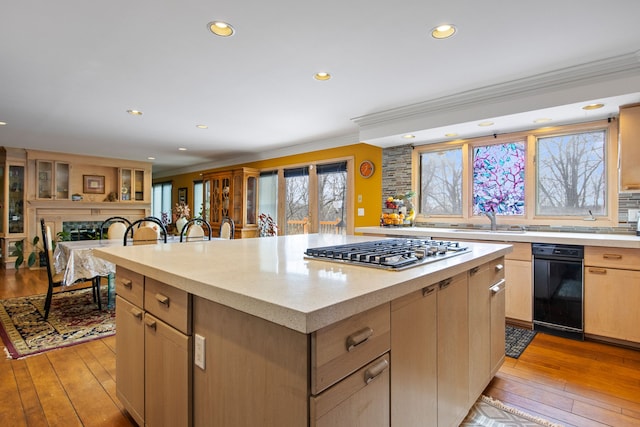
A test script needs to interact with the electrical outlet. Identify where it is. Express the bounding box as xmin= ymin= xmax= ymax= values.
xmin=358 ymin=208 xmax=365 ymax=216
xmin=629 ymin=209 xmax=640 ymax=222
xmin=195 ymin=334 xmax=206 ymax=370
